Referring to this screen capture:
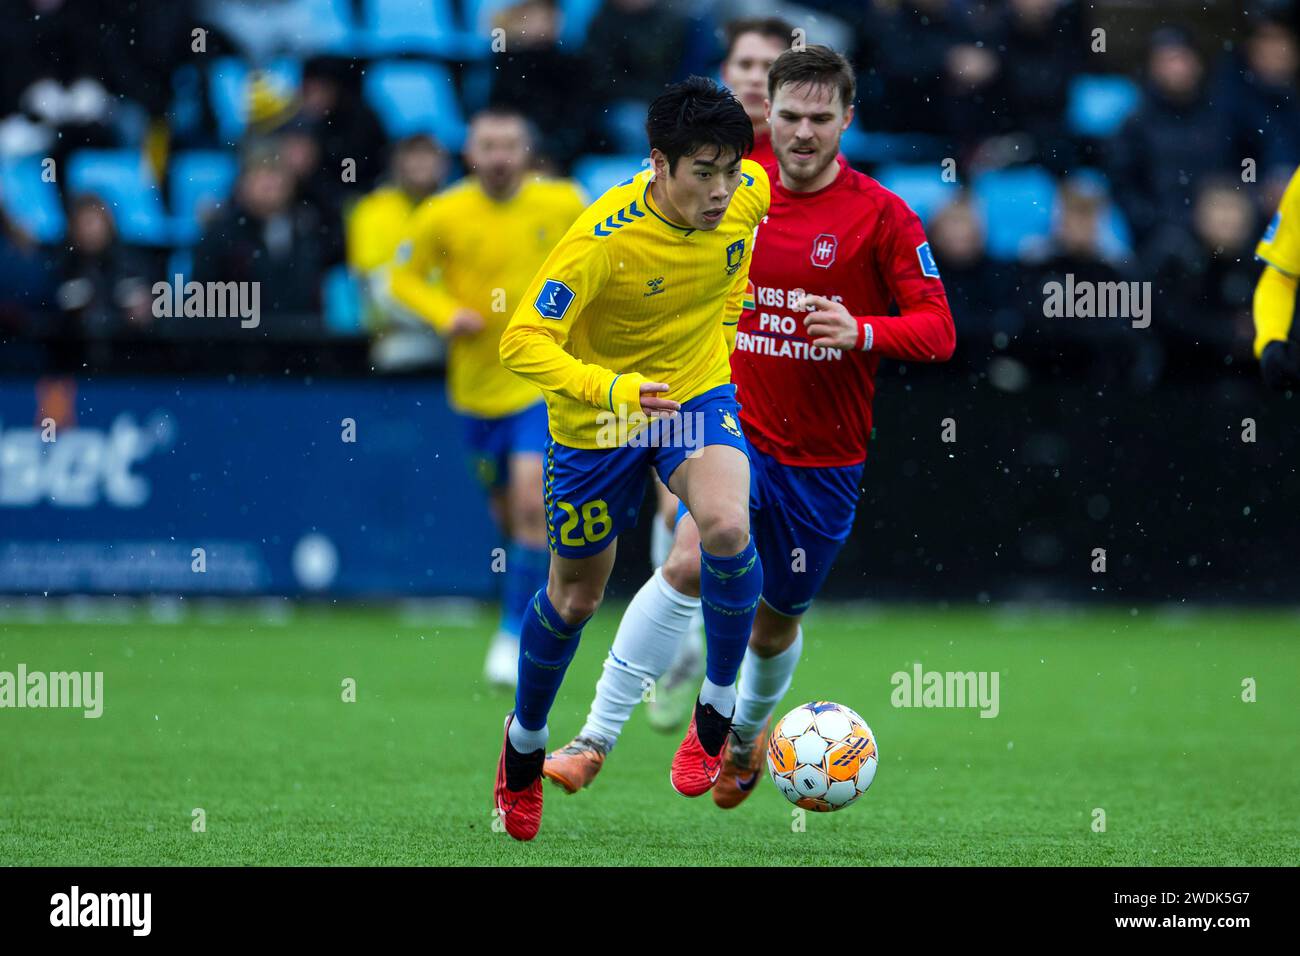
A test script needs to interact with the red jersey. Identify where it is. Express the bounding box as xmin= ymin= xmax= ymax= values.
xmin=732 ymin=161 xmax=954 ymax=467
